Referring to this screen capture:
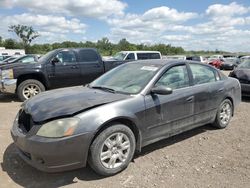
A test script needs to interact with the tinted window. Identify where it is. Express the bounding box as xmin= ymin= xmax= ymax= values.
xmin=190 ymin=64 xmax=216 ymax=84
xmin=149 ymin=53 xmax=161 ymax=59
xmin=156 ymin=65 xmax=190 ymax=90
xmin=79 ymin=49 xmax=99 ymax=62
xmin=186 ymin=56 xmax=200 ymax=61
xmin=126 ymin=53 xmax=135 ymax=60
xmin=192 ymin=56 xmax=201 ymax=61
xmin=137 ymin=53 xmax=160 ymax=60
xmin=137 ymin=53 xmax=149 ymax=60
xmin=56 ymin=51 xmax=76 ymax=63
